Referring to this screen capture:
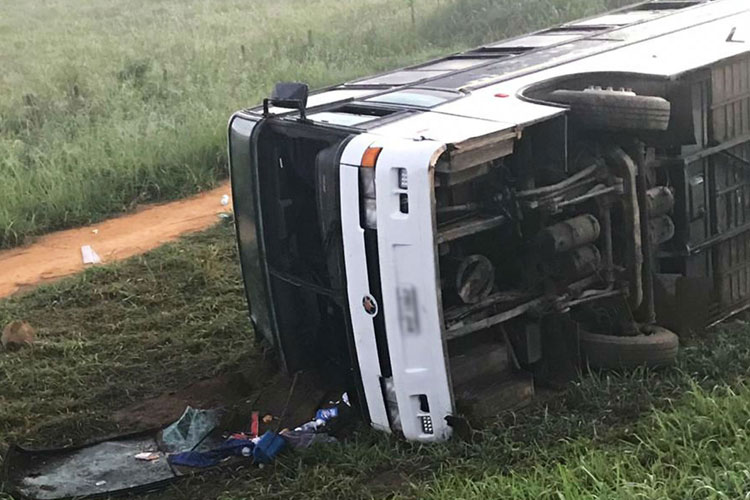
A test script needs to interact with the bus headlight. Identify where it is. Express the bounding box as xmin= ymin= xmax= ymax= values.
xmin=359 ymin=147 xmax=382 ymax=229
